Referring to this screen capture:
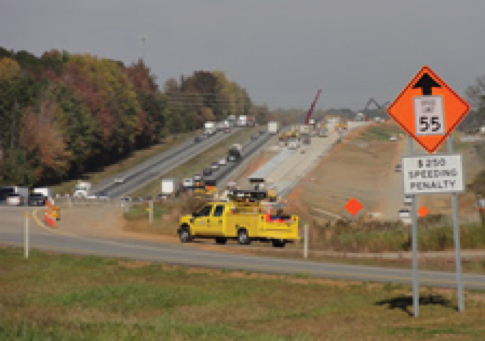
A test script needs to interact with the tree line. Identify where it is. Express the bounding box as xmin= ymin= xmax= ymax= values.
xmin=0 ymin=47 xmax=265 ymax=187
